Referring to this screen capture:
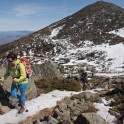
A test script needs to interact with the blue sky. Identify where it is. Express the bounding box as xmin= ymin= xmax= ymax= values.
xmin=0 ymin=0 xmax=124 ymax=31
